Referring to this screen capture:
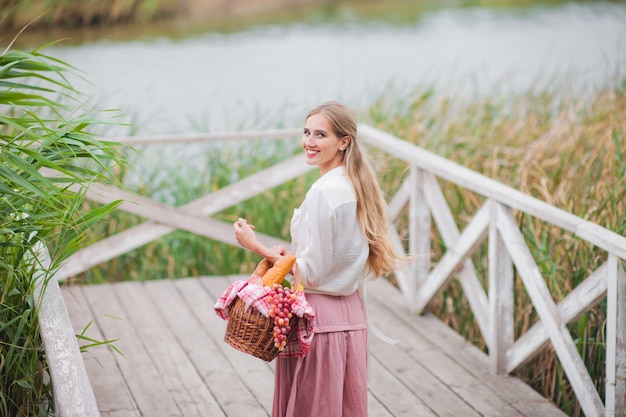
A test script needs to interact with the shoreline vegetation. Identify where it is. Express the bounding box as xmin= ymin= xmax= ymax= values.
xmin=0 ymin=0 xmax=323 ymax=31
